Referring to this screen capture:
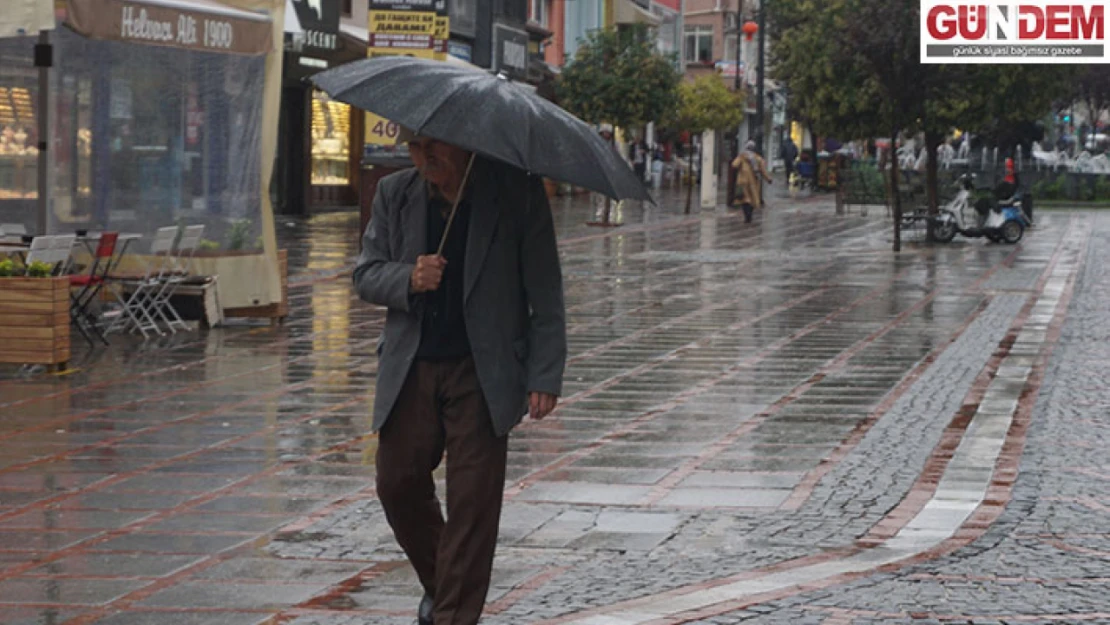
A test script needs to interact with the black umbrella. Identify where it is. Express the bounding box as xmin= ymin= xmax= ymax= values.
xmin=310 ymin=56 xmax=651 ymax=204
